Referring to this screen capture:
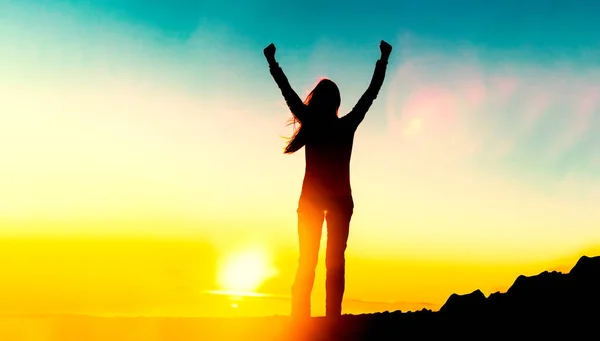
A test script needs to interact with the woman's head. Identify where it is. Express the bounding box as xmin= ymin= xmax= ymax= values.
xmin=284 ymin=78 xmax=340 ymax=154
xmin=304 ymin=78 xmax=341 ymax=117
